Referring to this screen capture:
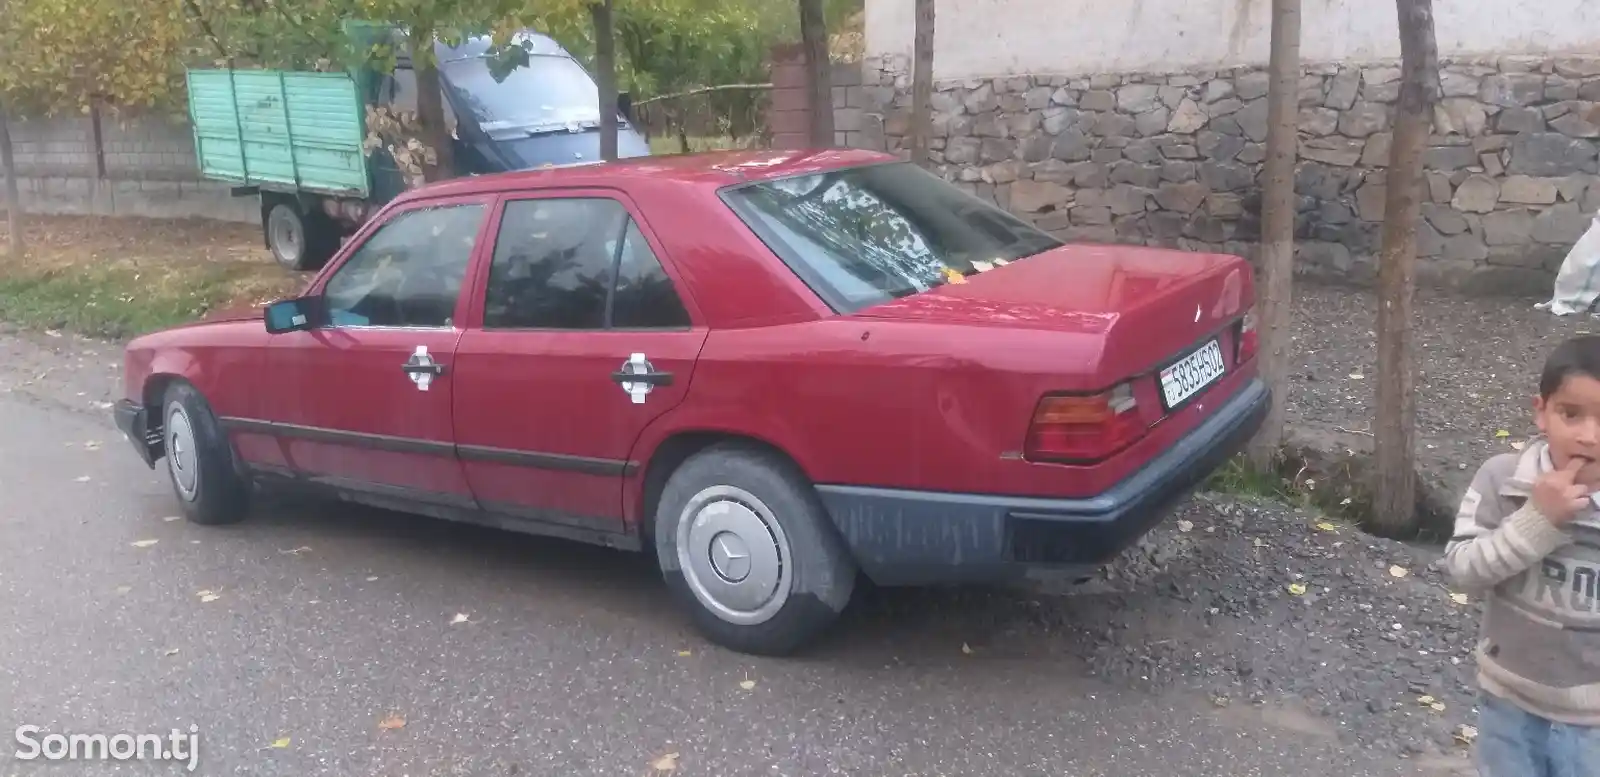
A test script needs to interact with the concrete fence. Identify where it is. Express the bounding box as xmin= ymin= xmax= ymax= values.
xmin=1 ymin=112 xmax=256 ymax=224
